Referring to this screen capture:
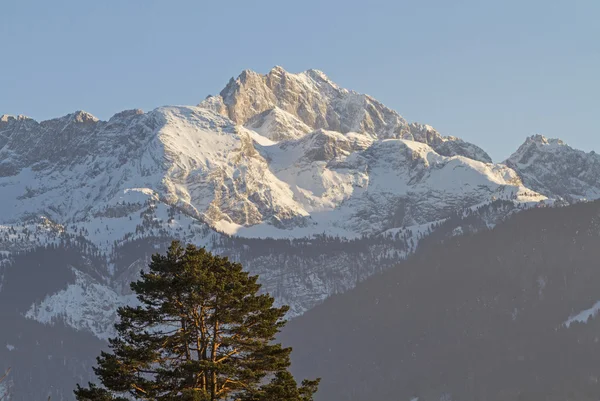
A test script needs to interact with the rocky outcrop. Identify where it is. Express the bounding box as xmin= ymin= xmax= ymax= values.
xmin=505 ymin=134 xmax=600 ymax=200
